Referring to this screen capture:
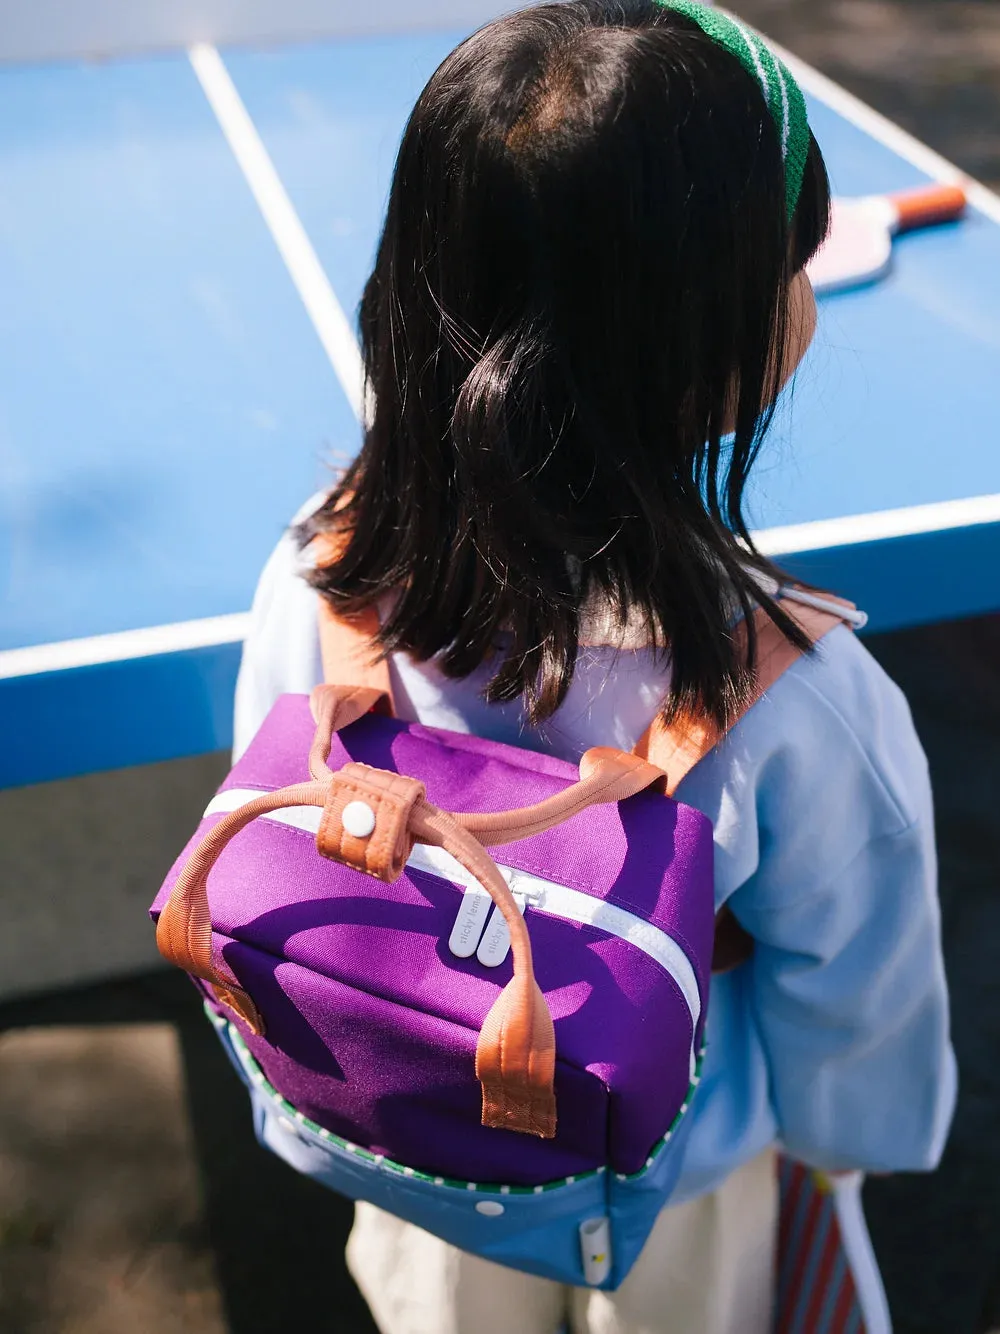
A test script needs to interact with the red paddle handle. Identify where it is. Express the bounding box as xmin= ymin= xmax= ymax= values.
xmin=890 ymin=183 xmax=967 ymax=233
